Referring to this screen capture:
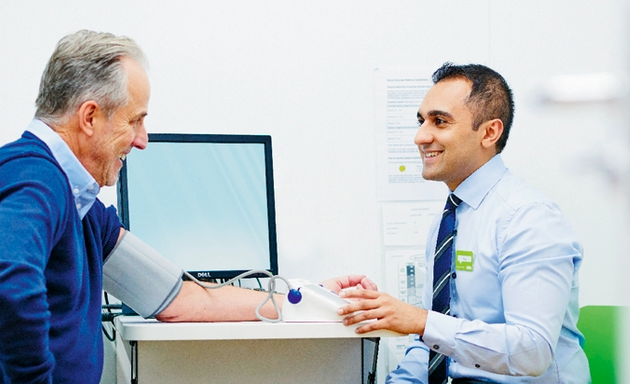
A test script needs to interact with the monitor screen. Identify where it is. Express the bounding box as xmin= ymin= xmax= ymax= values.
xmin=117 ymin=133 xmax=278 ymax=280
